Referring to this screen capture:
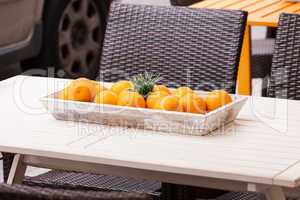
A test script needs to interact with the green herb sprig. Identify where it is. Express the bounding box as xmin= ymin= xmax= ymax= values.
xmin=132 ymin=72 xmax=161 ymax=97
